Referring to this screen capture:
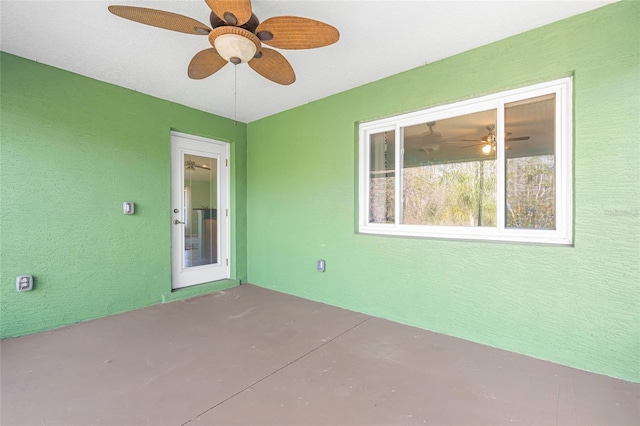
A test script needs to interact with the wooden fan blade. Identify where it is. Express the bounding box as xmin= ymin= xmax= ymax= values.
xmin=108 ymin=6 xmax=212 ymax=35
xmin=248 ymin=48 xmax=296 ymax=85
xmin=205 ymin=0 xmax=252 ymax=26
xmin=505 ymin=136 xmax=530 ymax=142
xmin=255 ymin=16 xmax=339 ymax=49
xmin=188 ymin=49 xmax=227 ymax=79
